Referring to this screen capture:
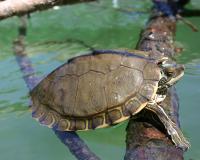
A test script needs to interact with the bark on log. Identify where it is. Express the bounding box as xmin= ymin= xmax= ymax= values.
xmin=124 ymin=16 xmax=185 ymax=160
xmin=0 ymin=0 xmax=96 ymax=20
